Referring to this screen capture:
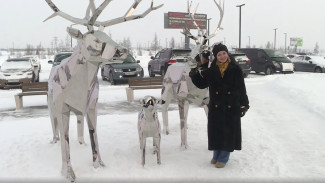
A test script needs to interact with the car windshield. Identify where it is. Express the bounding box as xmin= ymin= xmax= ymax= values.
xmin=1 ymin=59 xmax=31 ymax=71
xmin=54 ymin=53 xmax=72 ymax=63
xmin=123 ymin=55 xmax=137 ymax=63
xmin=264 ymin=49 xmax=286 ymax=58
